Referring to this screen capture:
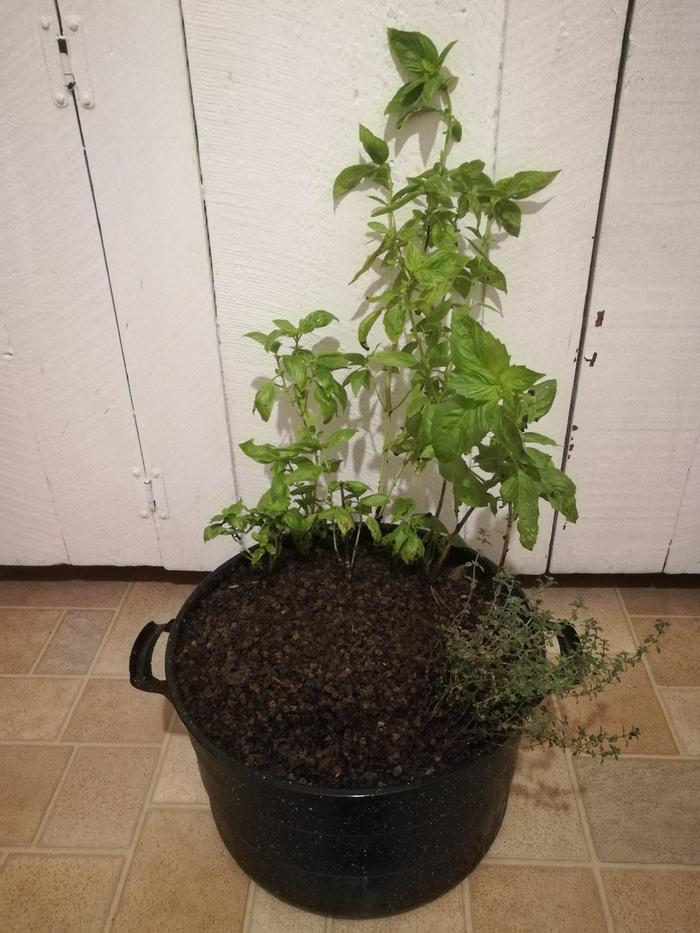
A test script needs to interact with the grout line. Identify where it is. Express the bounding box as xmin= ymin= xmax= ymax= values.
xmin=0 ymin=739 xmax=163 ymax=748
xmin=241 ymin=880 xmax=257 ymax=933
xmin=482 ymin=856 xmax=700 ymax=871
xmin=0 ymin=604 xmax=127 ymax=611
xmin=5 ymin=844 xmax=131 ymax=857
xmin=56 ymin=584 xmax=134 ymax=742
xmin=617 ymin=752 xmax=698 ymax=761
xmin=324 ymin=913 xmax=334 ymax=932
xmin=623 ymin=612 xmax=700 ymax=619
xmin=615 ymin=589 xmax=684 ymax=755
xmin=563 ymin=751 xmax=616 ymax=932
xmin=461 ymin=878 xmax=474 ymax=933
xmin=0 ymin=672 xmax=127 ymax=681
xmin=102 ymin=707 xmax=175 ymax=932
xmin=148 ymin=801 xmax=210 ymax=809
xmin=30 ymin=745 xmax=79 ymax=848
xmin=29 ymin=608 xmax=69 ymax=674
